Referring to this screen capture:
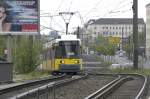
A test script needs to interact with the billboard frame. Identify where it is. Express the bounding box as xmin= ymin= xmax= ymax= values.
xmin=0 ymin=0 xmax=40 ymax=35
